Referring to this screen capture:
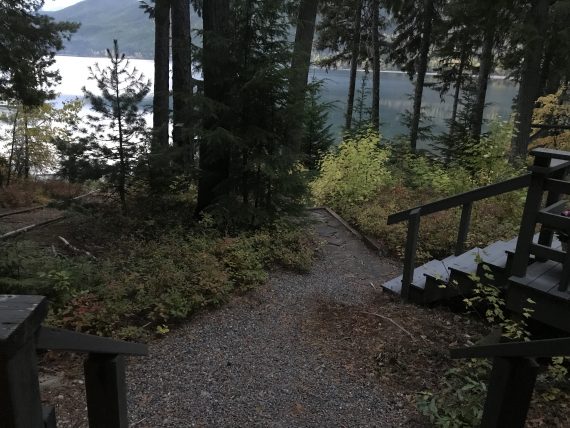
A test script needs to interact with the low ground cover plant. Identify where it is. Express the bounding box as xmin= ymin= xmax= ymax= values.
xmin=0 ymin=210 xmax=317 ymax=340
